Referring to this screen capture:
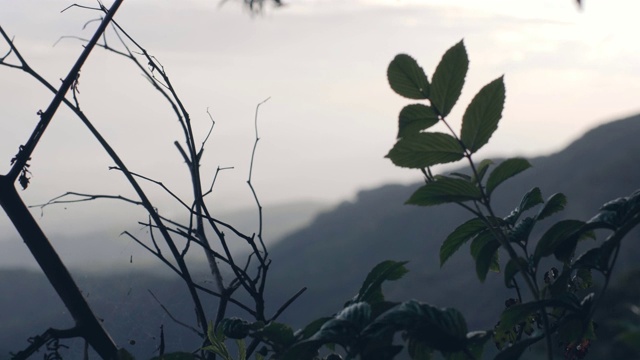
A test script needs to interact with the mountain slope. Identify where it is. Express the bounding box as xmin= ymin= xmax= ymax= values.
xmin=264 ymin=114 xmax=640 ymax=331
